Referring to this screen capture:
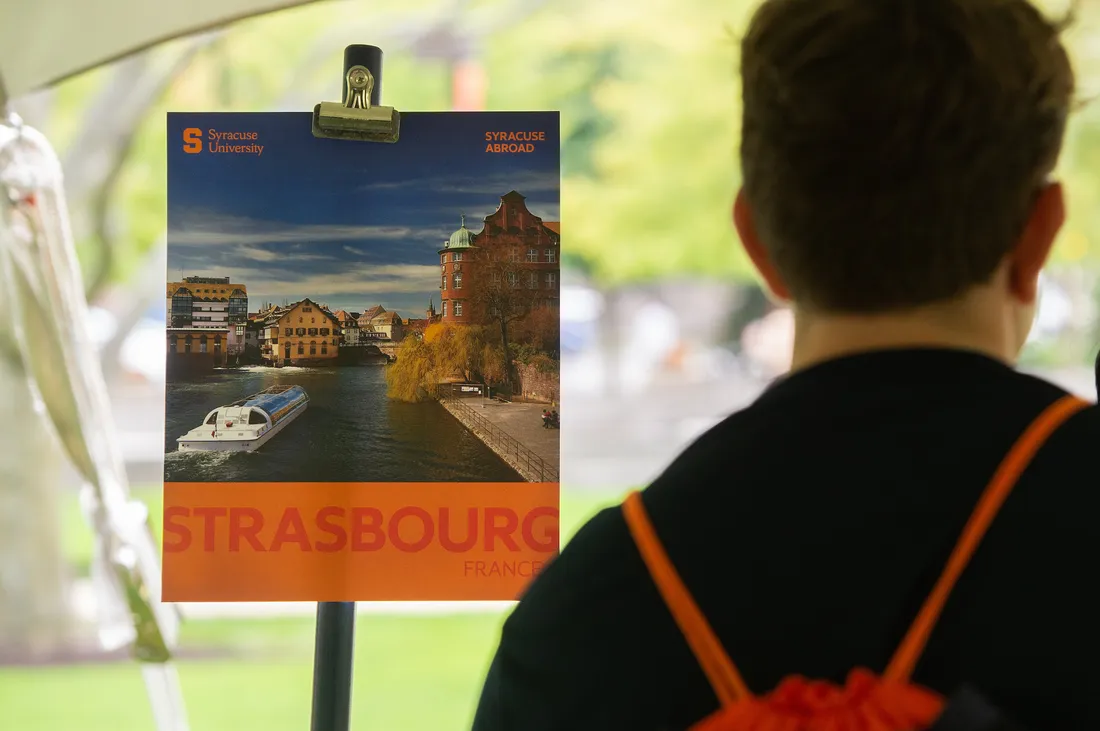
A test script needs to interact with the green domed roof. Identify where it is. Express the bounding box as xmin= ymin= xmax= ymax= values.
xmin=446 ymin=214 xmax=476 ymax=249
